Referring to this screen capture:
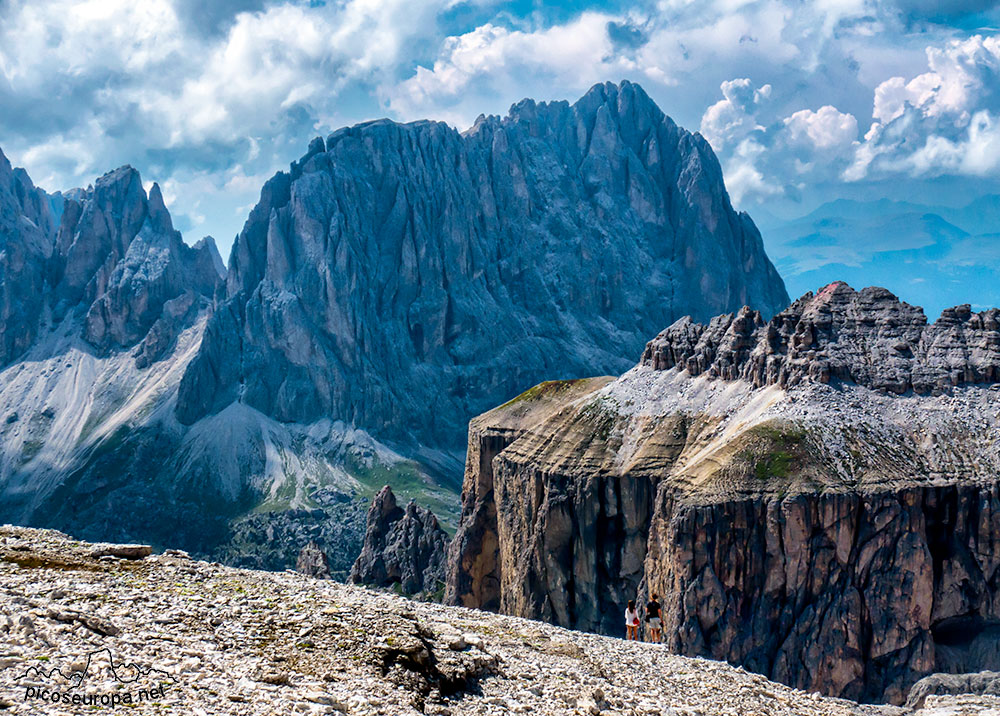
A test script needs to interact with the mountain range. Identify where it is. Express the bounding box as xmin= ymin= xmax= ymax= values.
xmin=756 ymin=196 xmax=1000 ymax=318
xmin=446 ymin=280 xmax=1000 ymax=704
xmin=0 ymin=81 xmax=789 ymax=574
